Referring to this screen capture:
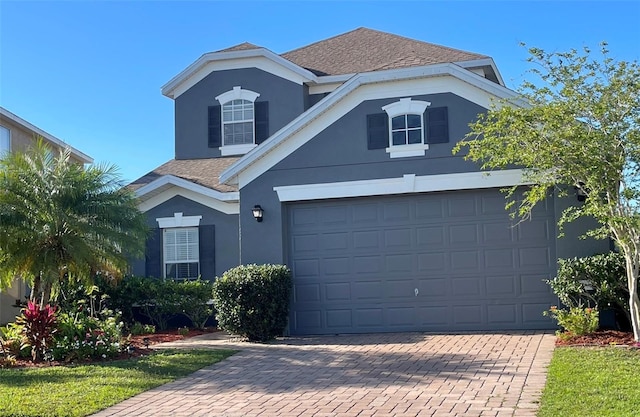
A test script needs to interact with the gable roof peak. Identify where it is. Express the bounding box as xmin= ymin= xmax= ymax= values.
xmin=216 ymin=42 xmax=263 ymax=53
